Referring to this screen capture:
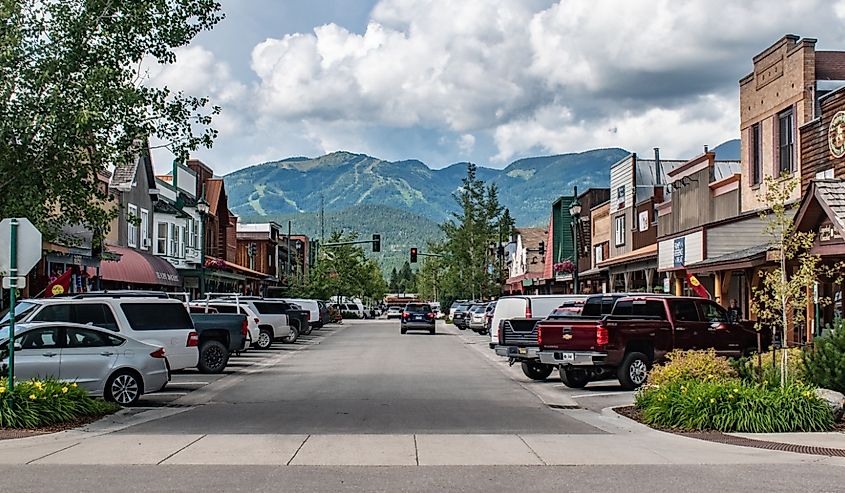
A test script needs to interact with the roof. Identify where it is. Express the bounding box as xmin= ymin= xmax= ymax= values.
xmin=794 ymin=180 xmax=845 ymax=238
xmin=597 ymin=243 xmax=657 ymax=268
xmin=686 ymin=243 xmax=771 ymax=272
xmin=109 ymin=156 xmax=140 ymax=191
